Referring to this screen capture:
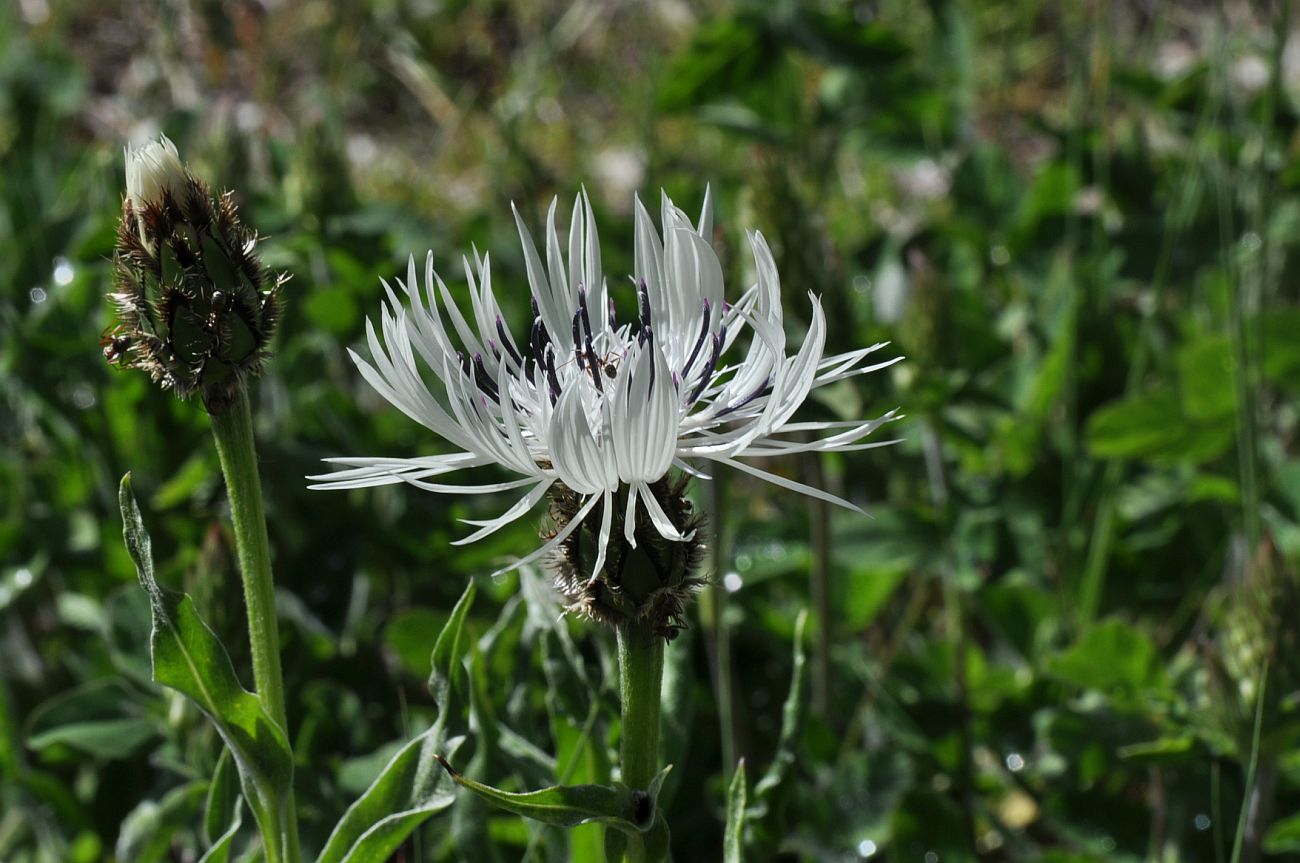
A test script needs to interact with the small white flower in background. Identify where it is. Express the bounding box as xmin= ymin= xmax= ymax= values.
xmin=124 ymin=135 xmax=187 ymax=210
xmin=311 ymin=188 xmax=901 ymax=579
